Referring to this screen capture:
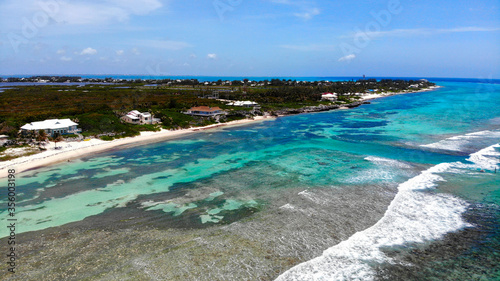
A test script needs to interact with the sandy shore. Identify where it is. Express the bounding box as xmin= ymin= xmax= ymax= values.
xmin=359 ymin=85 xmax=442 ymax=101
xmin=0 ymin=116 xmax=273 ymax=178
xmin=0 ymin=86 xmax=441 ymax=178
